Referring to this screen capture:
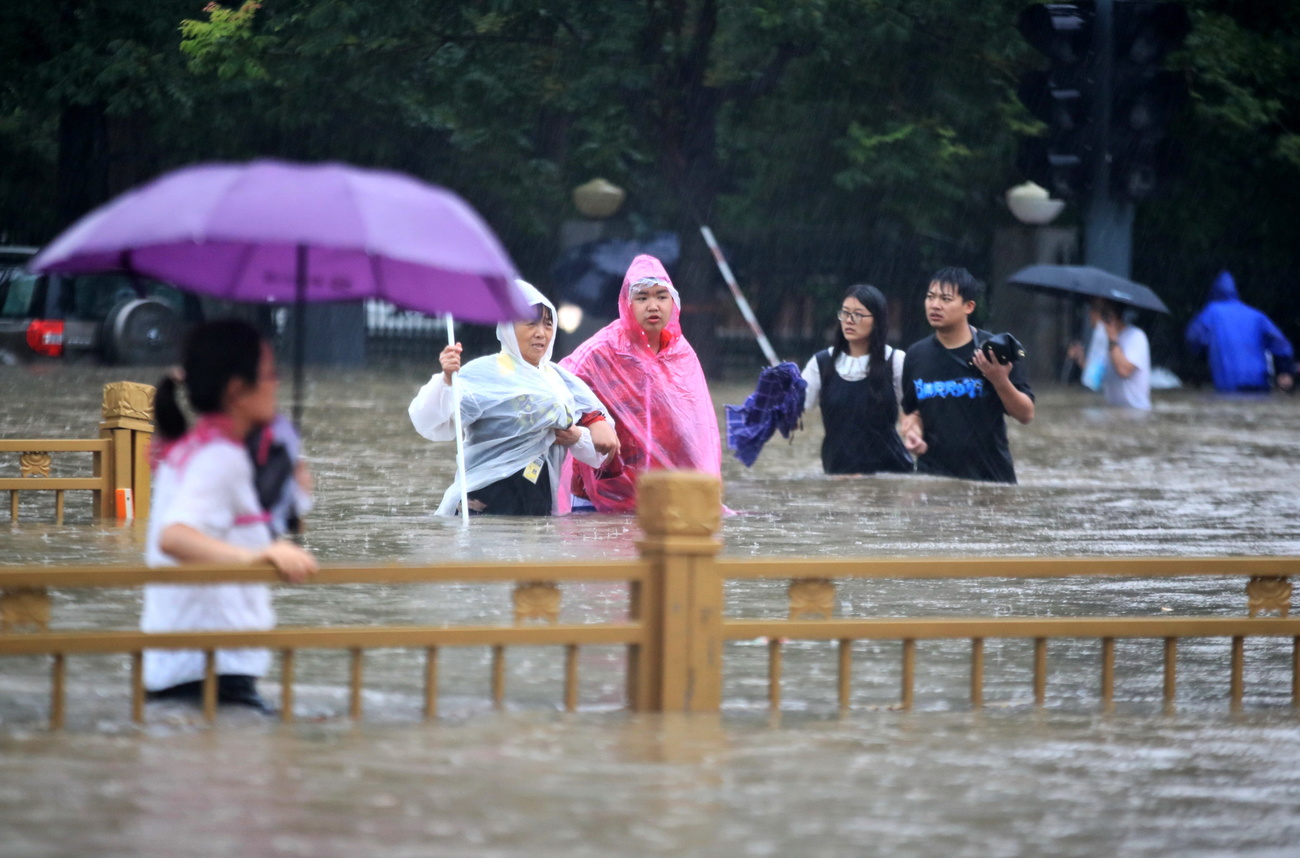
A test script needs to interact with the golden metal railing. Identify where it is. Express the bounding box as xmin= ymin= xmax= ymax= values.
xmin=2 ymin=471 xmax=1298 ymax=729
xmin=715 ymin=555 xmax=1298 ymax=713
xmin=0 ymin=381 xmax=155 ymax=523
xmin=0 ymin=560 xmax=650 ymax=727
